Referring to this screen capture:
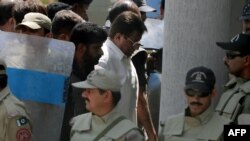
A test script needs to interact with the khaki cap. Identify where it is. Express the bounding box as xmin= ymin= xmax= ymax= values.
xmin=16 ymin=12 xmax=51 ymax=30
xmin=72 ymin=69 xmax=121 ymax=92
